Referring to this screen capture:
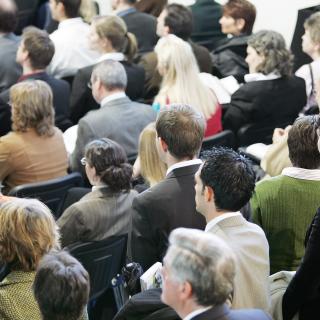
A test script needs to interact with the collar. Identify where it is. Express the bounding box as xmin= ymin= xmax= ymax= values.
xmin=117 ymin=7 xmax=137 ymax=17
xmin=100 ymin=92 xmax=126 ymax=107
xmin=166 ymin=159 xmax=202 ymax=176
xmin=184 ymin=306 xmax=212 ymax=320
xmin=282 ymin=167 xmax=320 ymax=181
xmin=244 ymin=72 xmax=281 ymax=83
xmin=1 ymin=270 xmax=35 ymax=286
xmin=18 ymin=71 xmax=45 ymax=82
xmin=58 ymin=17 xmax=84 ymax=29
xmin=97 ymin=52 xmax=125 ymax=63
xmin=205 ymin=211 xmax=242 ymax=232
